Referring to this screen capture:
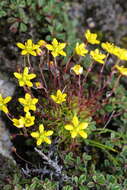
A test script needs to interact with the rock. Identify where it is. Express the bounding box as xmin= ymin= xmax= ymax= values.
xmin=0 ymin=72 xmax=15 ymax=97
xmin=0 ymin=72 xmax=15 ymax=160
xmin=0 ymin=118 xmax=13 ymax=160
